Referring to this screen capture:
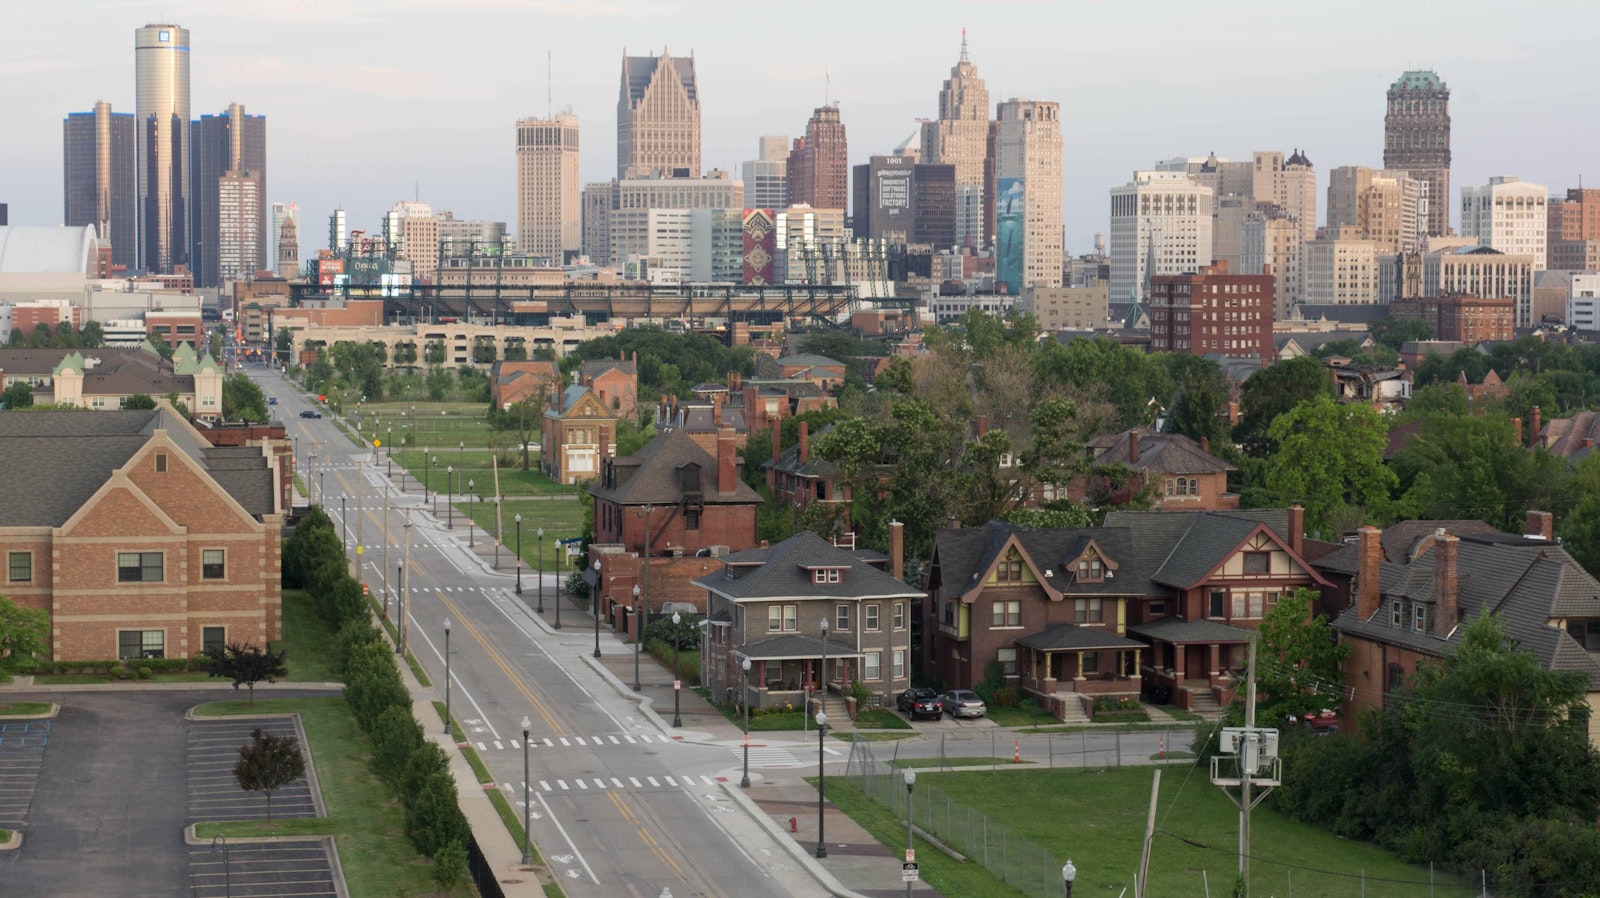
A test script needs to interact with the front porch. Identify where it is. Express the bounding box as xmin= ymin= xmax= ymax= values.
xmin=730 ymin=634 xmax=863 ymax=712
xmin=1016 ymin=623 xmax=1147 ymax=720
xmin=1127 ymin=617 xmax=1251 ymax=712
